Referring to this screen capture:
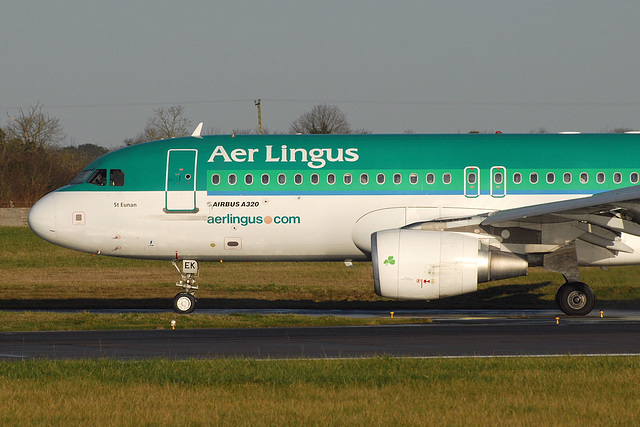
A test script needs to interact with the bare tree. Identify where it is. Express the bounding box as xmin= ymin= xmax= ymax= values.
xmin=149 ymin=105 xmax=192 ymax=138
xmin=231 ymin=127 xmax=274 ymax=135
xmin=124 ymin=105 xmax=192 ymax=145
xmin=353 ymin=128 xmax=372 ymax=134
xmin=530 ymin=127 xmax=548 ymax=134
xmin=607 ymin=127 xmax=634 ymax=133
xmin=5 ymin=103 xmax=65 ymax=150
xmin=289 ymin=104 xmax=351 ymax=134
